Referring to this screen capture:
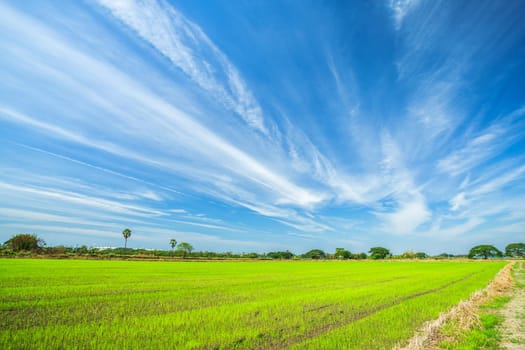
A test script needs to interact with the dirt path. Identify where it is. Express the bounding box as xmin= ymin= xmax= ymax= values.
xmin=500 ymin=262 xmax=525 ymax=350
